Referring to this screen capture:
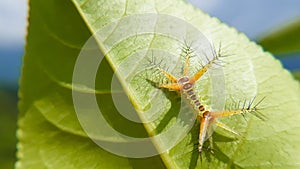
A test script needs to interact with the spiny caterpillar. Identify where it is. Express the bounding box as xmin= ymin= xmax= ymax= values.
xmin=147 ymin=41 xmax=265 ymax=155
